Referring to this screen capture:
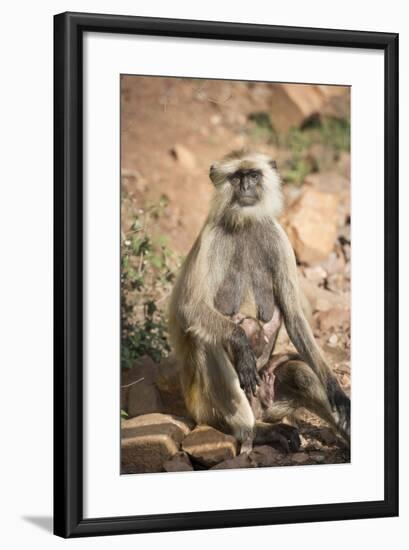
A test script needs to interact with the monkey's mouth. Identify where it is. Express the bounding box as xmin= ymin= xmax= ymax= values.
xmin=237 ymin=195 xmax=259 ymax=206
